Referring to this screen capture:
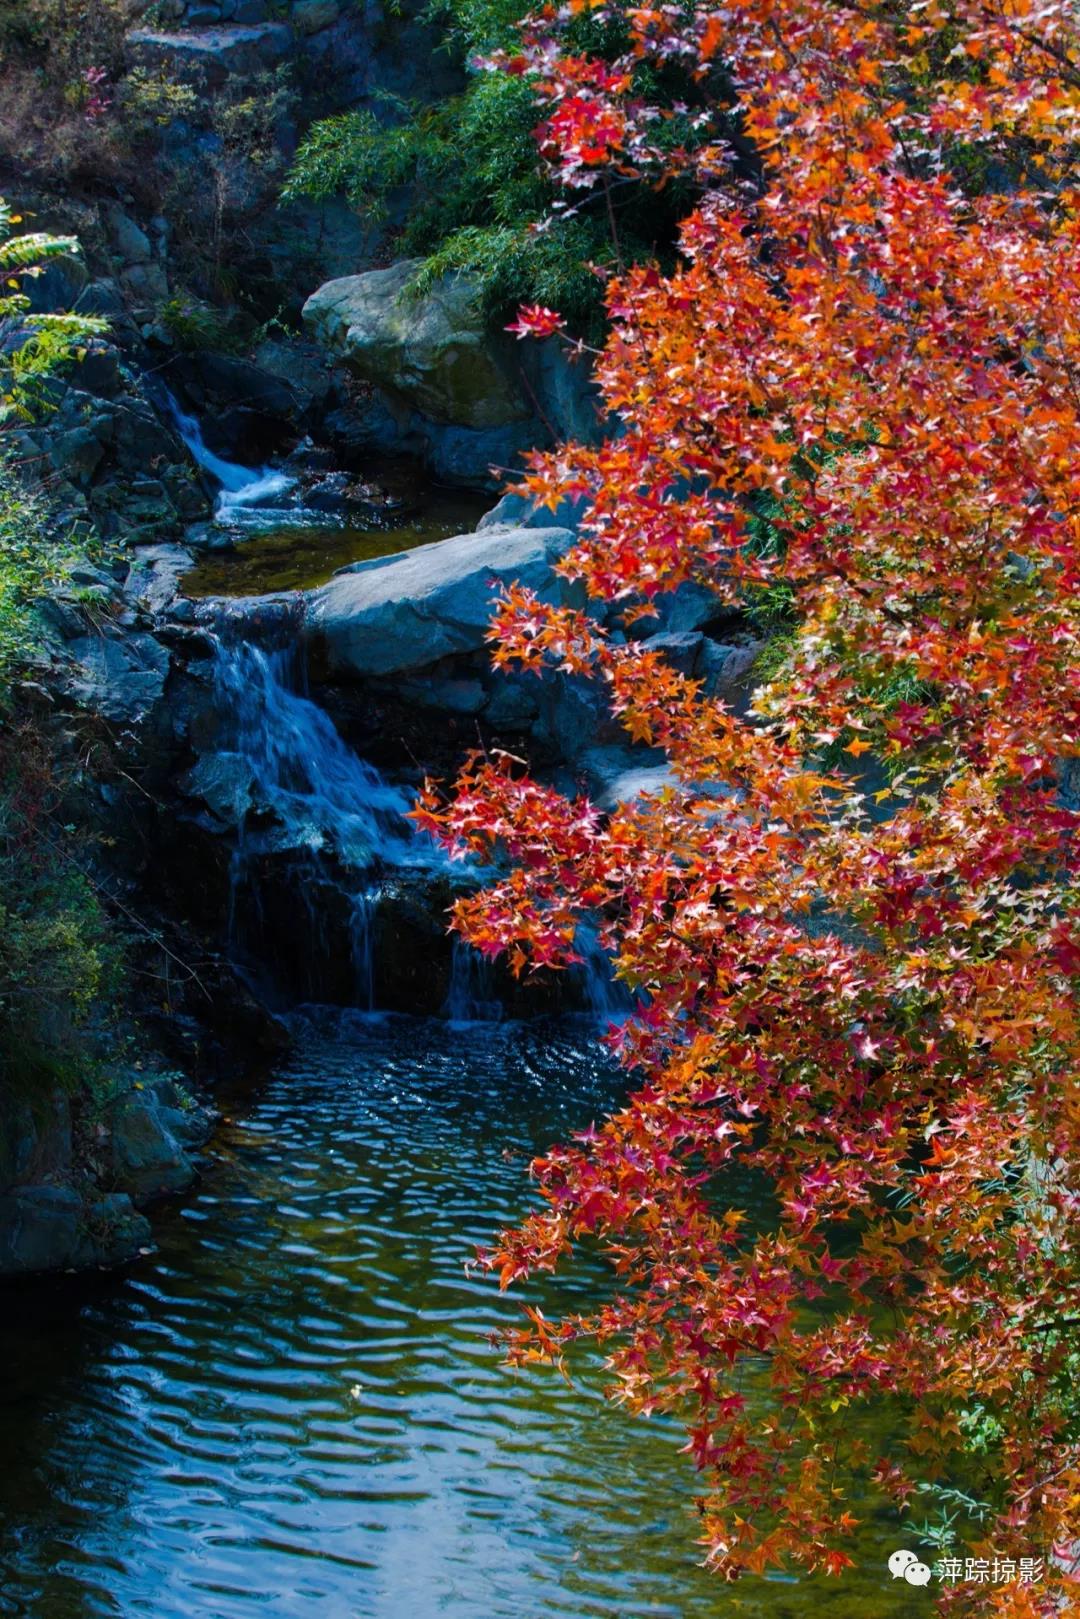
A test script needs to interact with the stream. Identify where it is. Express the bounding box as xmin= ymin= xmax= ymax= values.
xmin=158 ymin=390 xmax=488 ymax=598
xmin=0 ymin=1013 xmax=916 ymax=1619
xmin=0 ymin=406 xmax=919 ymax=1618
